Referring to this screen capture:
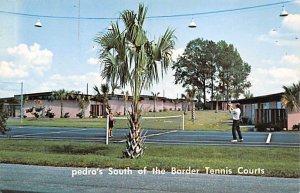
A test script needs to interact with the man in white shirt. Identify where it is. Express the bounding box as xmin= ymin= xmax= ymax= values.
xmin=229 ymin=103 xmax=243 ymax=143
